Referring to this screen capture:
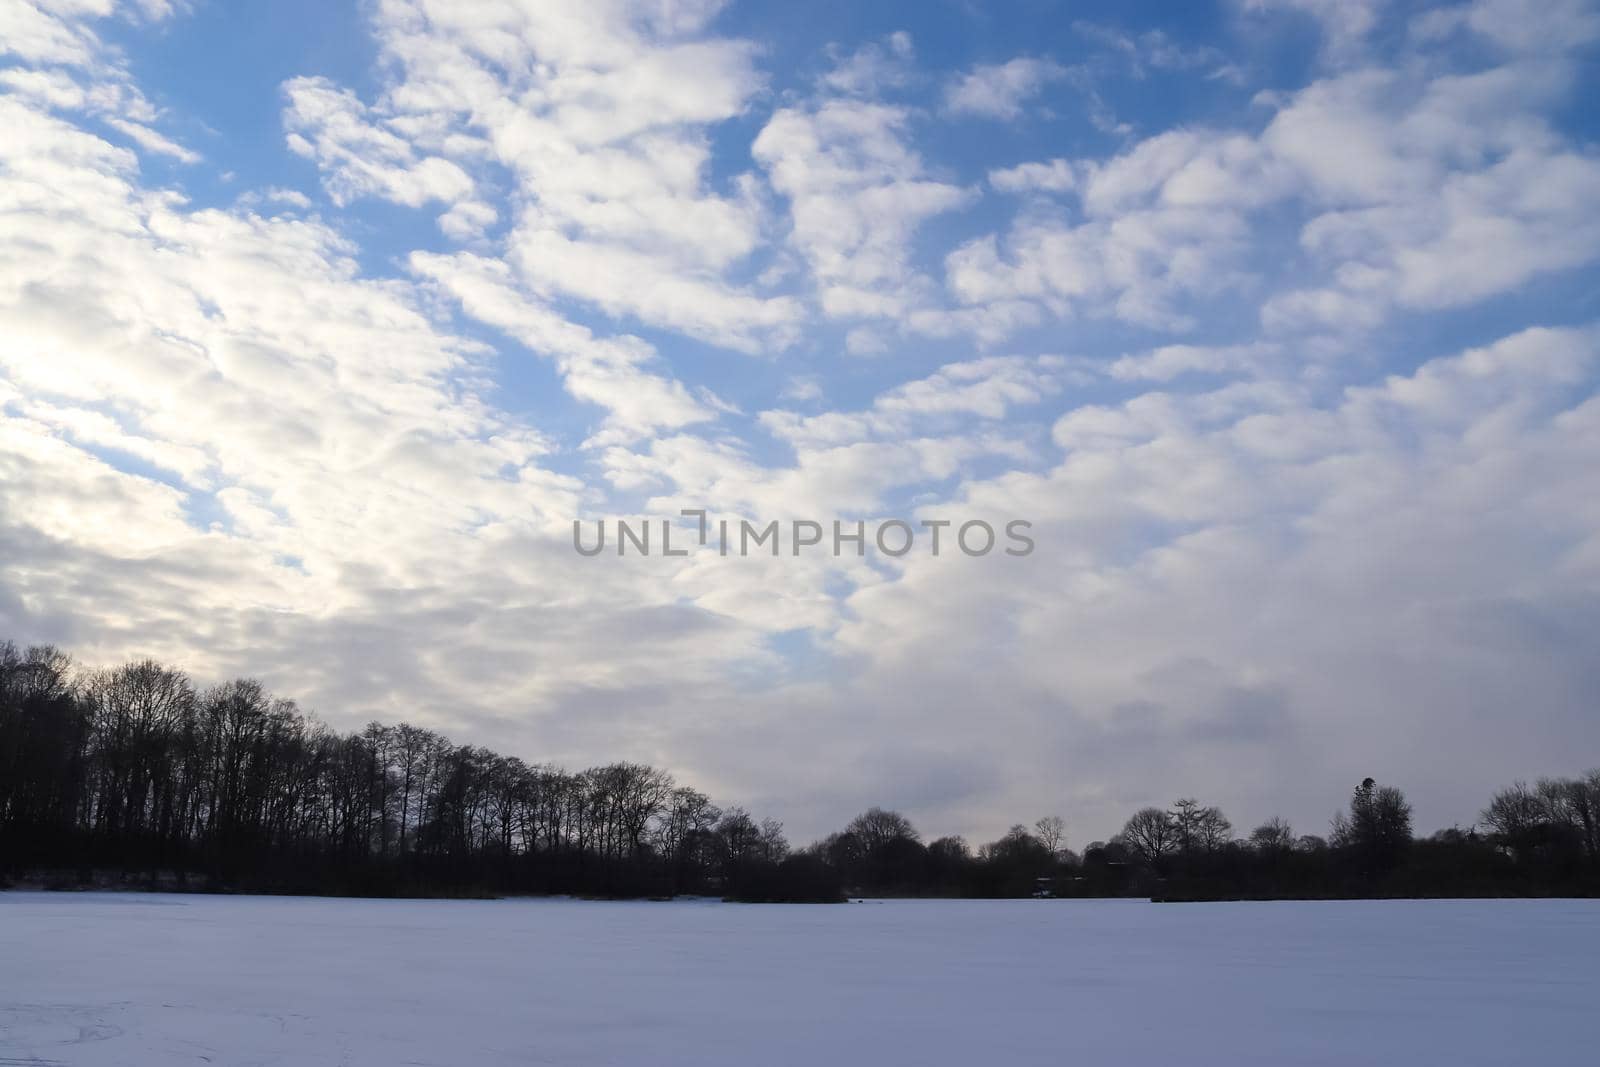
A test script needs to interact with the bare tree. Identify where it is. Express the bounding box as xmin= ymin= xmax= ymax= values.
xmin=845 ymin=807 xmax=919 ymax=851
xmin=1331 ymin=778 xmax=1412 ymax=872
xmin=1121 ymin=807 xmax=1178 ymax=864
xmin=1196 ymin=806 xmax=1233 ymax=852
xmin=758 ymin=818 xmax=789 ymax=863
xmin=716 ymin=807 xmax=761 ymax=869
xmin=1034 ymin=815 xmax=1067 ymax=856
xmin=1480 ymin=781 xmax=1546 ymax=855
xmin=1170 ymin=798 xmax=1231 ymax=853
xmin=1249 ymin=817 xmax=1295 ymax=853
